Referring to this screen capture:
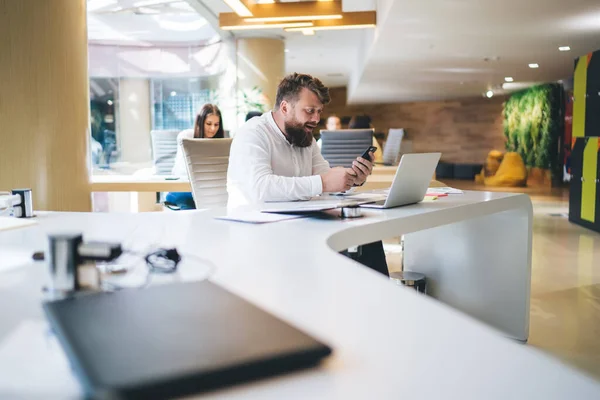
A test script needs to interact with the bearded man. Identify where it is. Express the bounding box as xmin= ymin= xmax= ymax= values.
xmin=227 ymin=73 xmax=388 ymax=277
xmin=227 ymin=73 xmax=373 ymax=207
